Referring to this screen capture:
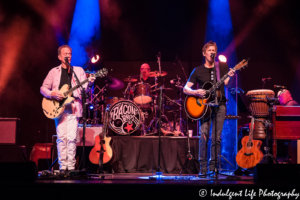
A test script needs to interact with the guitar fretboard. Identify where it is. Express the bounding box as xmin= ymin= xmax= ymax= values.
xmin=63 ymin=79 xmax=89 ymax=96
